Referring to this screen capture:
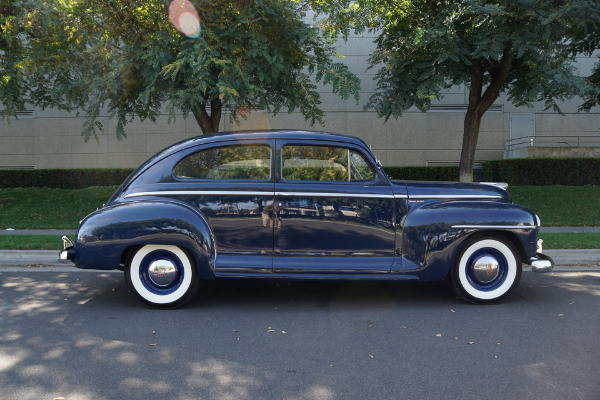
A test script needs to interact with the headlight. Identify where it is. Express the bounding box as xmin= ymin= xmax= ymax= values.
xmin=535 ymin=214 xmax=541 ymax=227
